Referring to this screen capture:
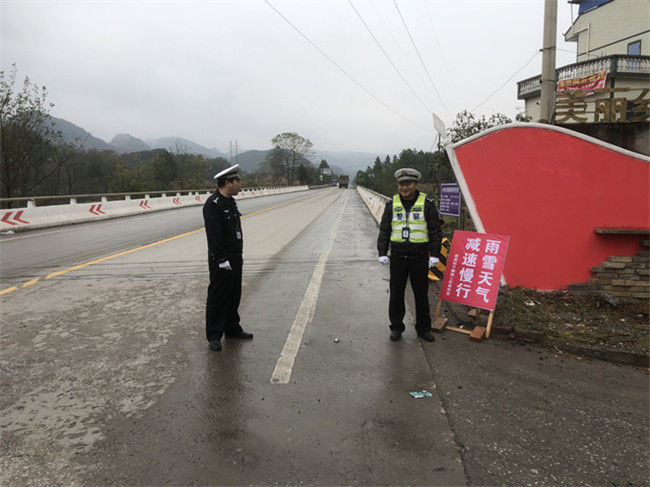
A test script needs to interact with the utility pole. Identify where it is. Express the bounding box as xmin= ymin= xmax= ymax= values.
xmin=539 ymin=0 xmax=558 ymax=124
